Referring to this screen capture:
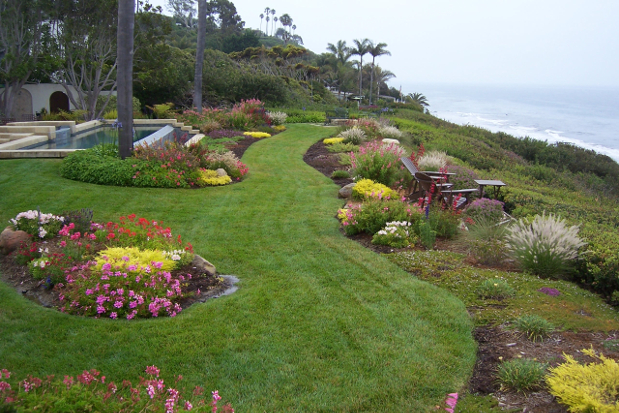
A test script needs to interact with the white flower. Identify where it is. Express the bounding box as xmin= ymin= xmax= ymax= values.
xmin=171 ymin=254 xmax=181 ymax=261
xmin=38 ymin=227 xmax=47 ymax=238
